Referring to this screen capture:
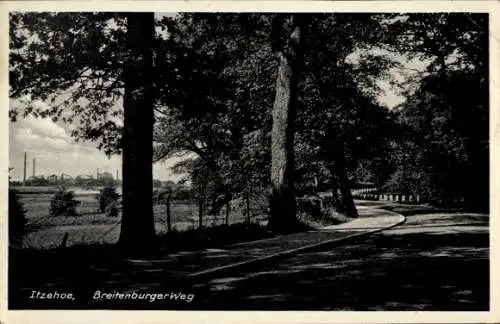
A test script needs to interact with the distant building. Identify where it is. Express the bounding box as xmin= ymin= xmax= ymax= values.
xmin=77 ymin=174 xmax=94 ymax=180
xmin=60 ymin=173 xmax=73 ymax=180
xmin=28 ymin=175 xmax=45 ymax=181
xmin=75 ymin=175 xmax=93 ymax=185
xmin=47 ymin=174 xmax=58 ymax=182
xmin=59 ymin=173 xmax=75 ymax=185
xmin=98 ymin=171 xmax=114 ymax=180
